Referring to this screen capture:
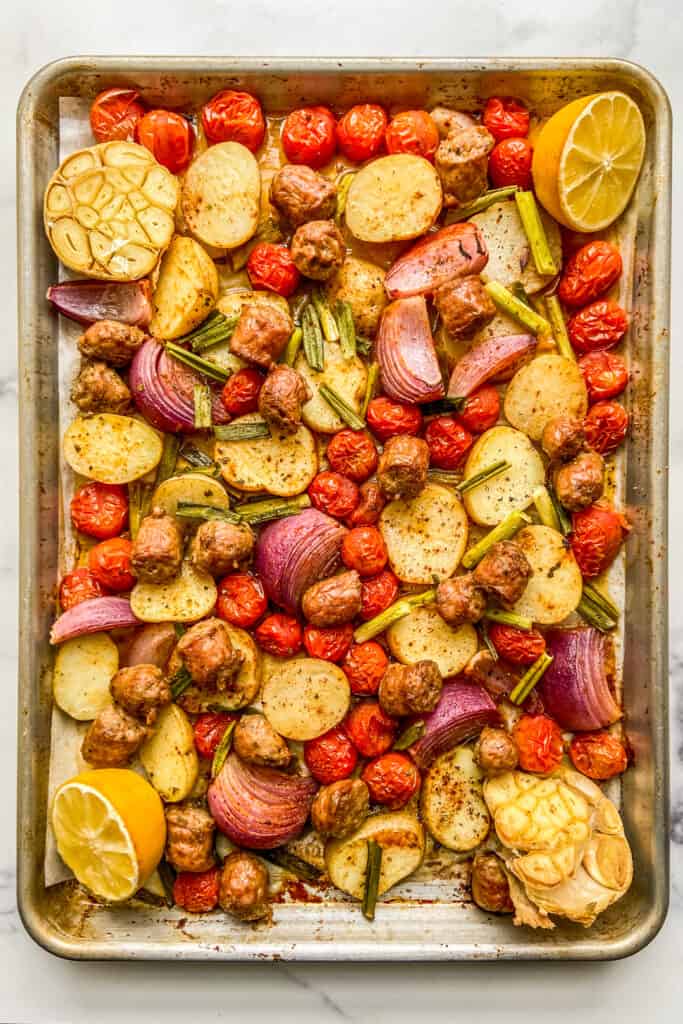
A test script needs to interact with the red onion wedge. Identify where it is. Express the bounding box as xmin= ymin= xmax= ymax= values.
xmin=129 ymin=339 xmax=229 ymax=433
xmin=447 ymin=333 xmax=536 ymax=399
xmin=538 ymin=628 xmax=621 ymax=731
xmin=255 ymin=508 xmax=347 ymax=612
xmin=50 ymin=597 xmax=140 ymax=645
xmin=384 ymin=223 xmax=488 ymax=299
xmin=208 ymin=755 xmax=317 ymax=849
xmin=119 ymin=623 xmax=177 ymax=669
xmin=464 ymin=651 xmax=543 ymax=714
xmin=376 ymin=296 xmax=445 ymax=405
xmin=46 ymin=279 xmax=153 ymax=327
xmin=411 ymin=679 xmax=498 ymax=770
